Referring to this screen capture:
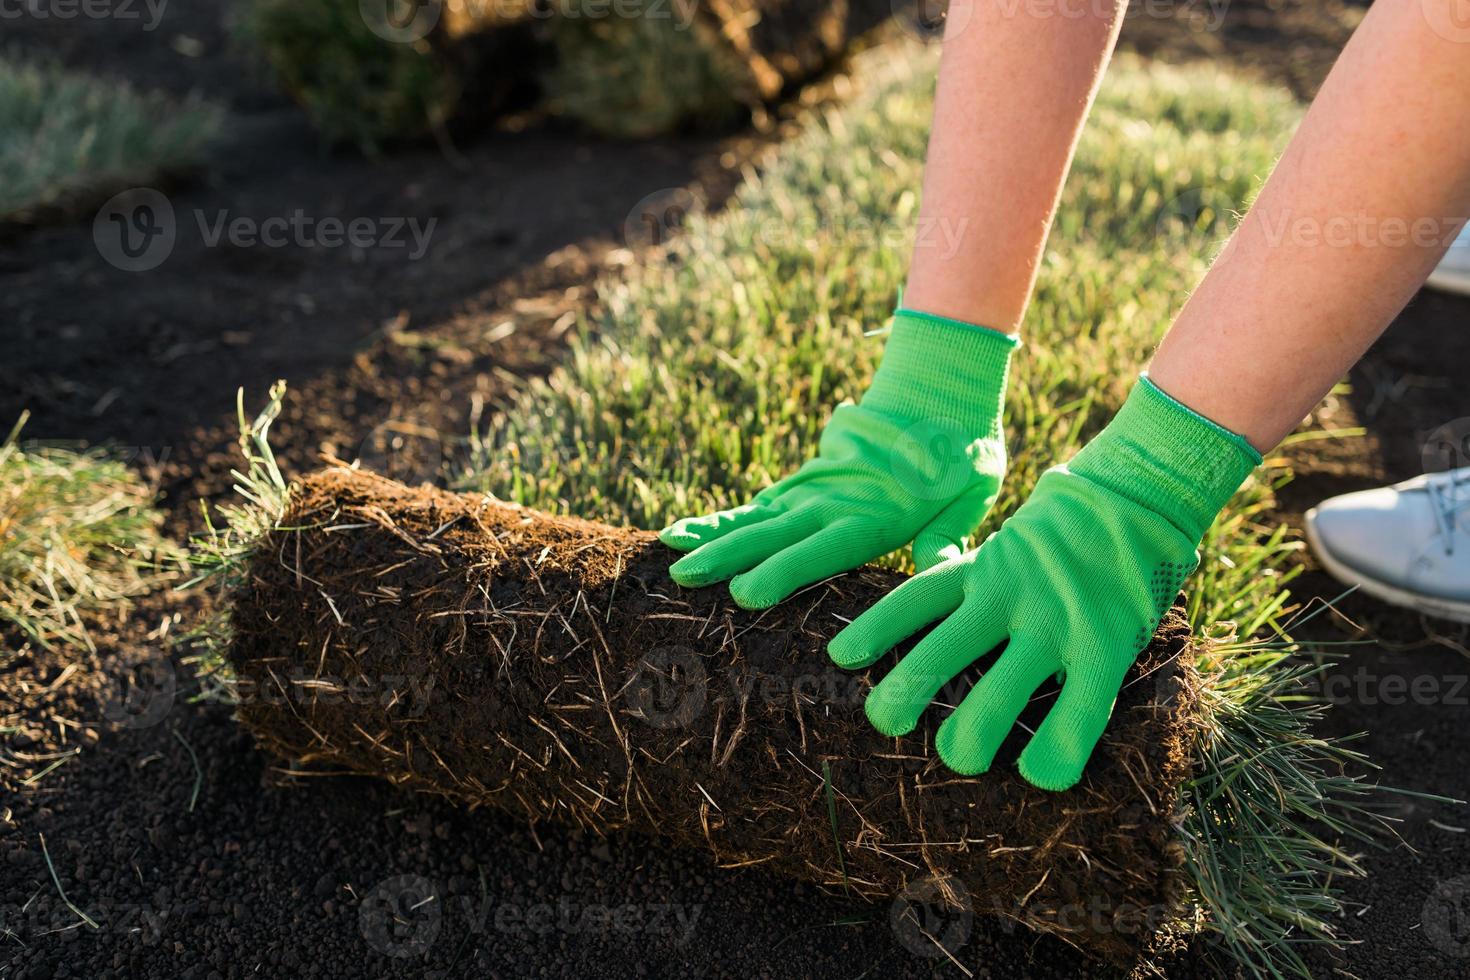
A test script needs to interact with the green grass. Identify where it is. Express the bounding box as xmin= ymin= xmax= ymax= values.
xmin=541 ymin=12 xmax=746 ymax=139
xmin=0 ymin=414 xmax=171 ymax=661
xmin=0 ymin=55 xmax=221 ymax=223
xmin=456 ymin=42 xmax=1391 ymax=978
xmin=182 ymin=383 xmax=293 ymax=698
xmin=242 ymin=0 xmax=457 ymax=153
